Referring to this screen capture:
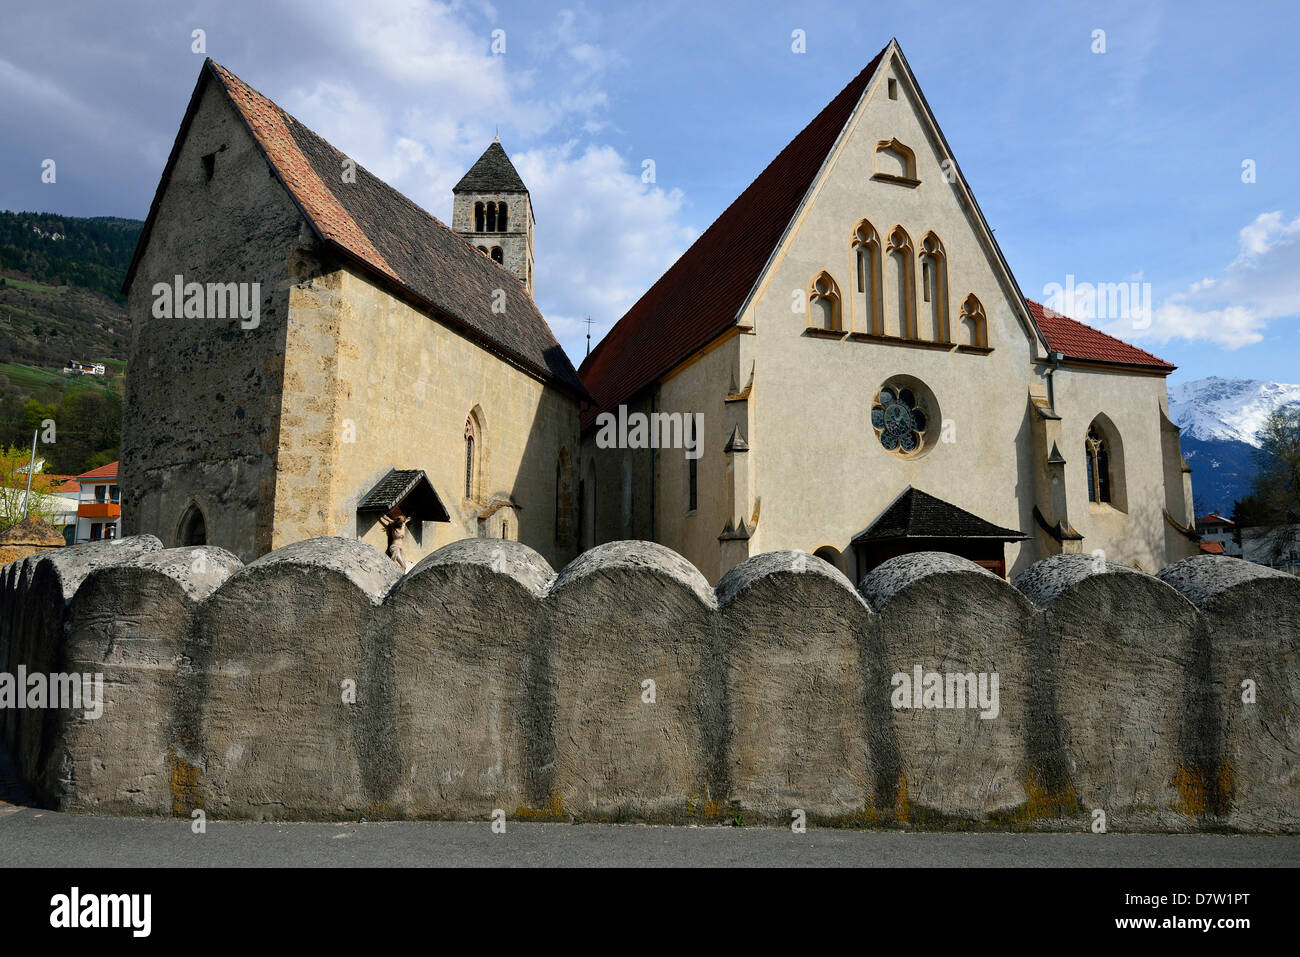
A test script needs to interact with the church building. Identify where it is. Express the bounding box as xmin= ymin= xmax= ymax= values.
xmin=119 ymin=59 xmax=585 ymax=569
xmin=578 ymin=39 xmax=1199 ymax=583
